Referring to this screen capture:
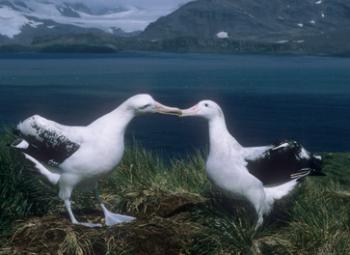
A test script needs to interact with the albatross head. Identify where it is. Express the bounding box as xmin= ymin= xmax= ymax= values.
xmin=127 ymin=94 xmax=181 ymax=116
xmin=180 ymin=100 xmax=224 ymax=120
